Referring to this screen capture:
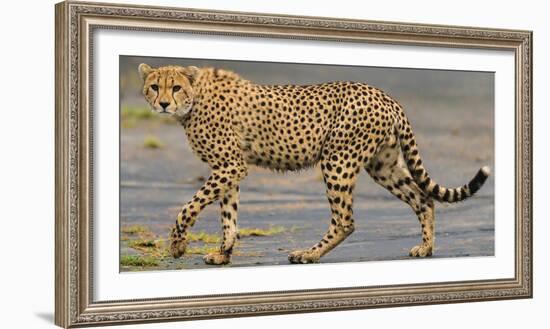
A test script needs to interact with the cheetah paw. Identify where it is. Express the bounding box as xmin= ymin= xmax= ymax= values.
xmin=169 ymin=239 xmax=187 ymax=259
xmin=288 ymin=249 xmax=321 ymax=264
xmin=203 ymin=252 xmax=231 ymax=265
xmin=409 ymin=244 xmax=433 ymax=257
